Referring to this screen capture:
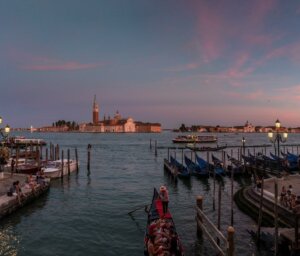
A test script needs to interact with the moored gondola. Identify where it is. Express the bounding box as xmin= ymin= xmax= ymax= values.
xmin=144 ymin=188 xmax=184 ymax=256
